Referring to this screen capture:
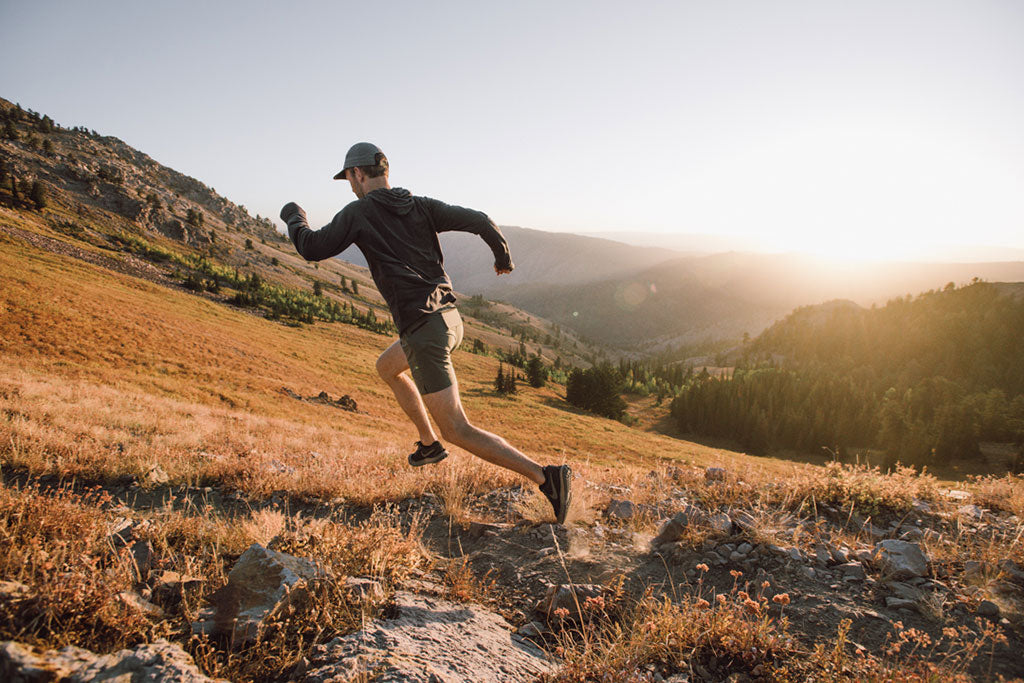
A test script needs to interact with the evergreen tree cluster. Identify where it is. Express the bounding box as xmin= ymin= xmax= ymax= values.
xmin=566 ymin=363 xmax=627 ymax=420
xmin=494 ymin=362 xmax=517 ymax=395
xmin=670 ymin=282 xmax=1024 ymax=467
